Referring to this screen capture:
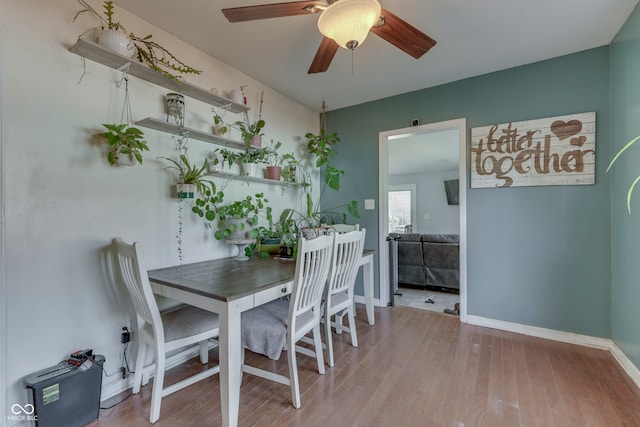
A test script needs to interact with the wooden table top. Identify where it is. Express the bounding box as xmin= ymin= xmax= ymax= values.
xmin=148 ymin=249 xmax=376 ymax=303
xmin=148 ymin=256 xmax=297 ymax=303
